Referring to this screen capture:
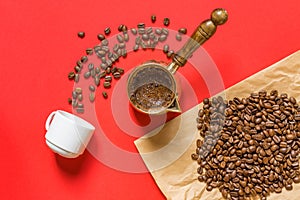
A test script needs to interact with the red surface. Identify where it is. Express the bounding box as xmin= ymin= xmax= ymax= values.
xmin=0 ymin=0 xmax=299 ymax=199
